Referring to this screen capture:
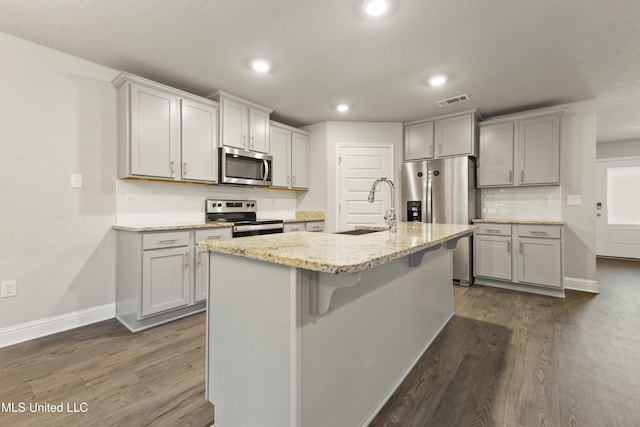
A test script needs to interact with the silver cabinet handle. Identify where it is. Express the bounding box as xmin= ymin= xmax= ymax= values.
xmin=243 ymin=135 xmax=246 ymax=147
xmin=184 ymin=252 xmax=189 ymax=270
xmin=520 ymin=170 xmax=524 ymax=182
xmin=158 ymin=239 xmax=178 ymax=244
xmin=170 ymin=161 xmax=175 ymax=176
xmin=486 ymin=229 xmax=501 ymax=233
xmin=507 ymin=240 xmax=511 ymax=254
xmin=250 ymin=136 xmax=254 ymax=149
xmin=530 ymin=231 xmax=548 ymax=235
xmin=287 ymin=176 xmax=291 ymax=185
xmin=509 ymin=170 xmax=513 ymax=184
xmin=183 ymin=162 xmax=187 ymax=176
xmin=519 ymin=241 xmax=523 ymax=254
xmin=293 ymin=176 xmax=296 ymax=185
xmin=196 ymin=250 xmax=202 ymax=266
xmin=429 ymin=144 xmax=433 ymax=156
xmin=207 ymin=235 xmax=222 ymax=240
